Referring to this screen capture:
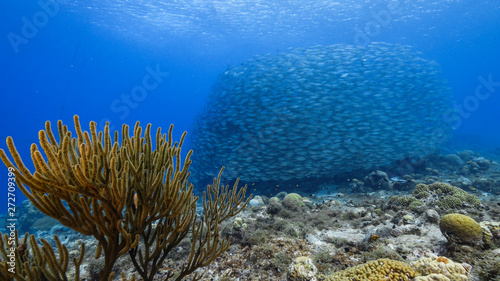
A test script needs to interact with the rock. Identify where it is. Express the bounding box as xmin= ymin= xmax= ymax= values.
xmin=424 ymin=209 xmax=440 ymax=224
xmin=233 ymin=217 xmax=247 ymax=230
xmin=249 ymin=196 xmax=265 ymax=207
xmin=276 ymin=191 xmax=288 ymax=201
xmin=457 ymin=150 xmax=474 ymax=161
xmin=412 ymin=254 xmax=470 ymax=281
xmin=283 ymin=193 xmax=305 ymax=210
xmin=443 ymin=154 xmax=463 ymax=166
xmin=476 ymin=157 xmax=491 ymax=171
xmin=267 ymin=199 xmax=282 ymax=215
xmin=364 ymin=170 xmax=391 ymax=190
xmin=269 ymin=197 xmax=280 ymax=203
xmin=474 ymin=177 xmax=493 ymax=190
xmin=403 ymin=214 xmax=414 ymax=224
xmin=480 ymin=221 xmax=500 ymax=248
xmin=287 ymin=256 xmax=318 ymax=281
